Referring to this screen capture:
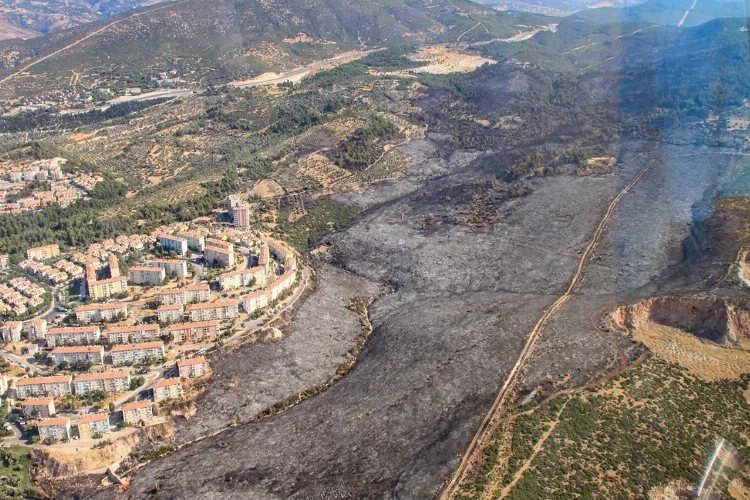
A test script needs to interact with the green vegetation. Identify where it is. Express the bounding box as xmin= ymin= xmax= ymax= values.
xmin=459 ymin=356 xmax=750 ymax=499
xmin=0 ymin=447 xmax=33 ymax=495
xmin=334 ymin=115 xmax=402 ymax=170
xmin=275 ymin=199 xmax=362 ymax=252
